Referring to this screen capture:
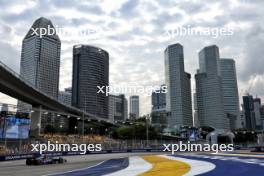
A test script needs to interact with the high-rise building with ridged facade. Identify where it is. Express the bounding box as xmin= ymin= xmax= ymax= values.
xmin=17 ymin=17 xmax=61 ymax=131
xmin=219 ymin=58 xmax=240 ymax=130
xmin=165 ymin=43 xmax=192 ymax=128
xmin=72 ymin=45 xmax=109 ymax=121
xmin=195 ymin=45 xmax=230 ymax=130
